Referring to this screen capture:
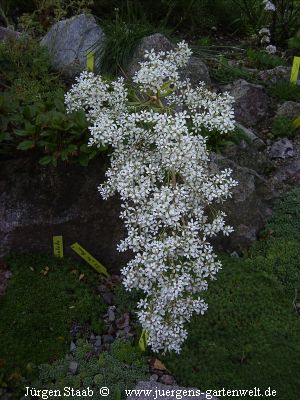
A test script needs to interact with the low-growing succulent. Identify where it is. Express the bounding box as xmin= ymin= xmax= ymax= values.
xmin=32 ymin=339 xmax=148 ymax=400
